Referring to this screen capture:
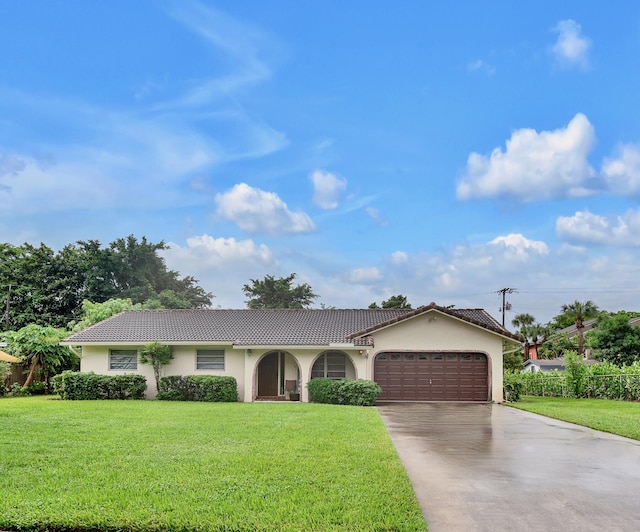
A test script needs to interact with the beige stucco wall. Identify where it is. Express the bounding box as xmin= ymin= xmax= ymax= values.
xmin=79 ymin=344 xmax=365 ymax=402
xmin=363 ymin=311 xmax=505 ymax=401
xmin=80 ymin=344 xmax=246 ymax=400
